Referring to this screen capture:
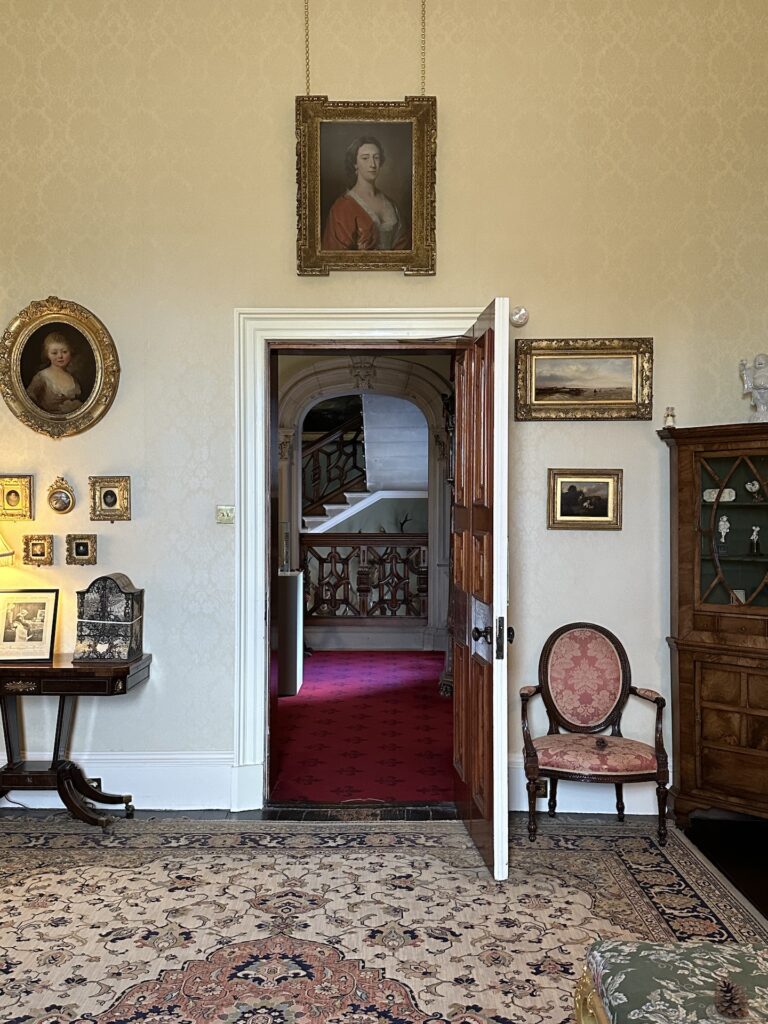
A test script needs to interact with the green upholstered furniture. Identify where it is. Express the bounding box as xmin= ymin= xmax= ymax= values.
xmin=575 ymin=939 xmax=768 ymax=1024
